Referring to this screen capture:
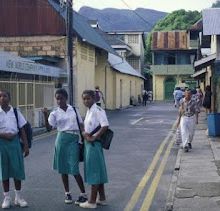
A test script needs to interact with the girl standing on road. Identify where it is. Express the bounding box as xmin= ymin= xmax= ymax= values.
xmin=42 ymin=89 xmax=87 ymax=205
xmin=80 ymin=90 xmax=109 ymax=209
xmin=0 ymin=90 xmax=29 ymax=209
